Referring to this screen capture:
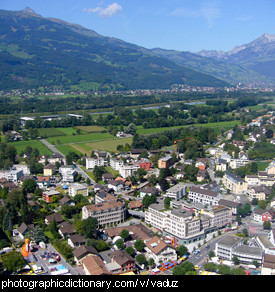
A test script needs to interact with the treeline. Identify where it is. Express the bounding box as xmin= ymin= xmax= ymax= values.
xmin=0 ymin=91 xmax=271 ymax=115
xmin=132 ymin=126 xmax=217 ymax=159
